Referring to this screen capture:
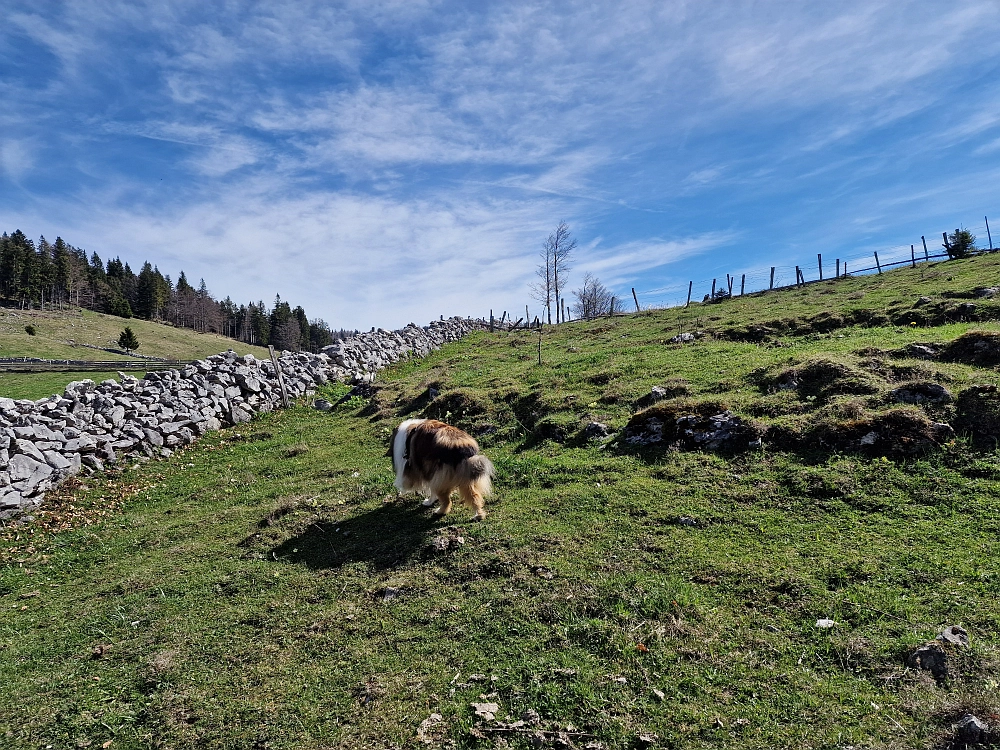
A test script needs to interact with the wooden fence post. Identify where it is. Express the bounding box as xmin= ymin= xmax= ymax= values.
xmin=490 ymin=310 xmax=494 ymax=332
xmin=942 ymin=231 xmax=953 ymax=259
xmin=686 ymin=280 xmax=693 ymax=307
xmin=836 ymin=259 xmax=840 ymax=277
xmin=911 ymin=244 xmax=916 ymax=268
xmin=795 ymin=266 xmax=801 ymax=287
xmin=727 ymin=275 xmax=733 ymax=294
xmin=740 ymin=274 xmax=745 ymax=295
xmin=987 ymin=216 xmax=993 ymax=250
xmin=874 ymin=252 xmax=882 ymax=274
xmin=632 ymin=287 xmax=640 ymax=312
xmin=268 ymin=345 xmax=290 ymax=408
xmin=844 ymin=261 xmax=848 ymax=276
xmin=922 ymin=236 xmax=929 ymax=260
xmin=770 ymin=267 xmax=775 ymax=289
xmin=818 ymin=253 xmax=823 ymax=280
xmin=711 ymin=279 xmax=716 ymax=298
